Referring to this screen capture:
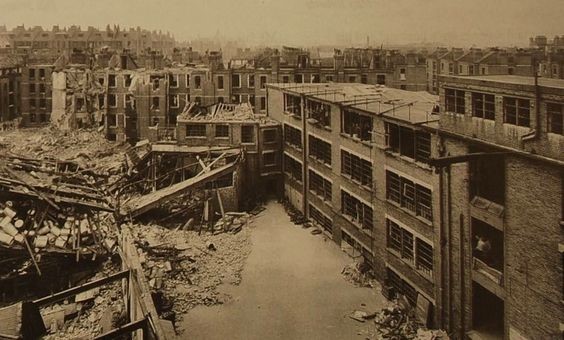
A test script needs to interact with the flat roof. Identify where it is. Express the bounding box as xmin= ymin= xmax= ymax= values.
xmin=268 ymin=82 xmax=439 ymax=124
xmin=441 ymin=75 xmax=564 ymax=90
